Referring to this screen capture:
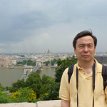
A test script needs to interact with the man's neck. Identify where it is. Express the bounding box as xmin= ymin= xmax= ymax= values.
xmin=78 ymin=59 xmax=95 ymax=69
